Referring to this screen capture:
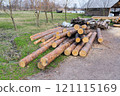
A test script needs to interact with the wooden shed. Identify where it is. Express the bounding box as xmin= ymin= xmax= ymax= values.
xmin=81 ymin=0 xmax=120 ymax=16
